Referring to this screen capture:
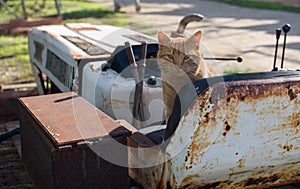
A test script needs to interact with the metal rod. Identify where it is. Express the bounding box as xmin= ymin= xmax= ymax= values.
xmin=0 ymin=128 xmax=20 ymax=143
xmin=137 ymin=41 xmax=147 ymax=122
xmin=140 ymin=41 xmax=147 ymax=67
xmin=176 ymin=13 xmax=204 ymax=34
xmin=125 ymin=42 xmax=137 ymax=69
xmin=204 ymin=57 xmax=243 ymax=63
xmin=280 ymin=24 xmax=291 ymax=69
xmin=281 ymin=32 xmax=287 ymax=69
xmin=125 ymin=42 xmax=141 ymax=127
xmin=272 ymin=28 xmax=281 ymax=71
